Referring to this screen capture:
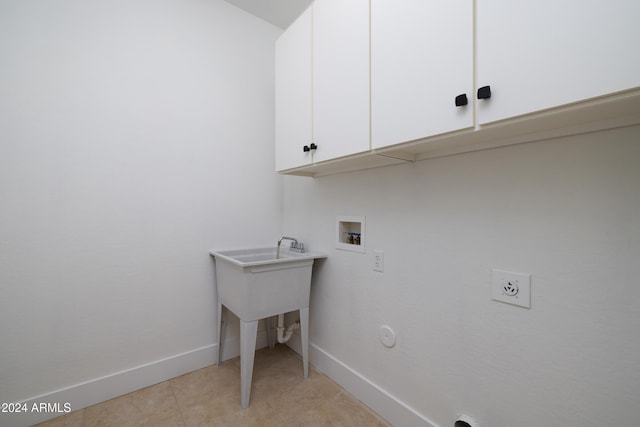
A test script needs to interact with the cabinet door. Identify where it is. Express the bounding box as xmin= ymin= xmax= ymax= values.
xmin=312 ymin=0 xmax=370 ymax=163
xmin=275 ymin=7 xmax=312 ymax=171
xmin=477 ymin=0 xmax=640 ymax=125
xmin=371 ymin=0 xmax=473 ymax=149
